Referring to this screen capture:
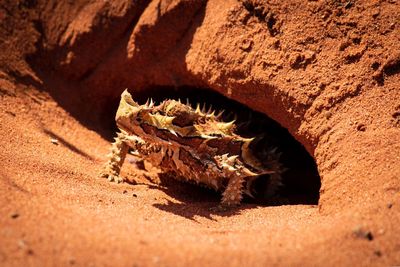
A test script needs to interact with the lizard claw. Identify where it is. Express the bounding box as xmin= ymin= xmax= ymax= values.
xmin=108 ymin=174 xmax=124 ymax=183
xmin=100 ymin=170 xmax=125 ymax=184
